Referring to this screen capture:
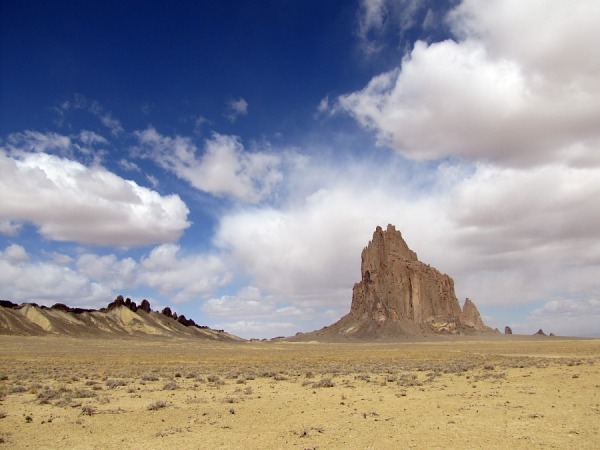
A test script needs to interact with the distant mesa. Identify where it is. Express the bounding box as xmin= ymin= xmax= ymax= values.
xmin=0 ymin=296 xmax=240 ymax=340
xmin=534 ymin=329 xmax=547 ymax=336
xmin=293 ymin=224 xmax=497 ymax=340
